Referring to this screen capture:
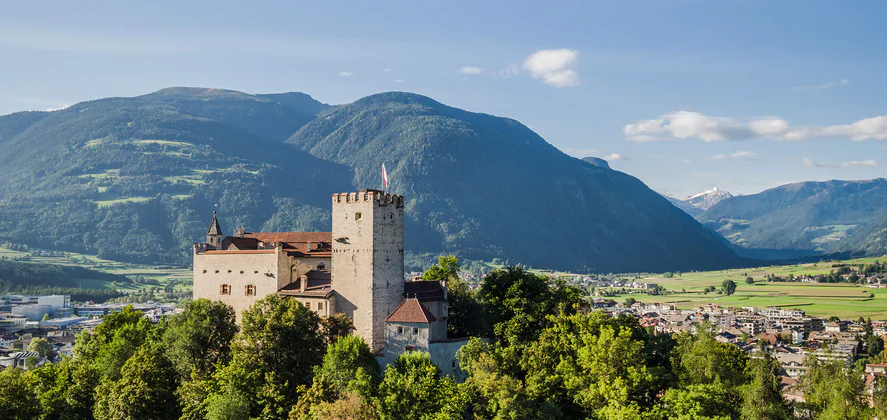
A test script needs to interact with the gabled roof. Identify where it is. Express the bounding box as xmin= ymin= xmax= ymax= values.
xmin=207 ymin=212 xmax=223 ymax=236
xmin=386 ymin=298 xmax=437 ymax=324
